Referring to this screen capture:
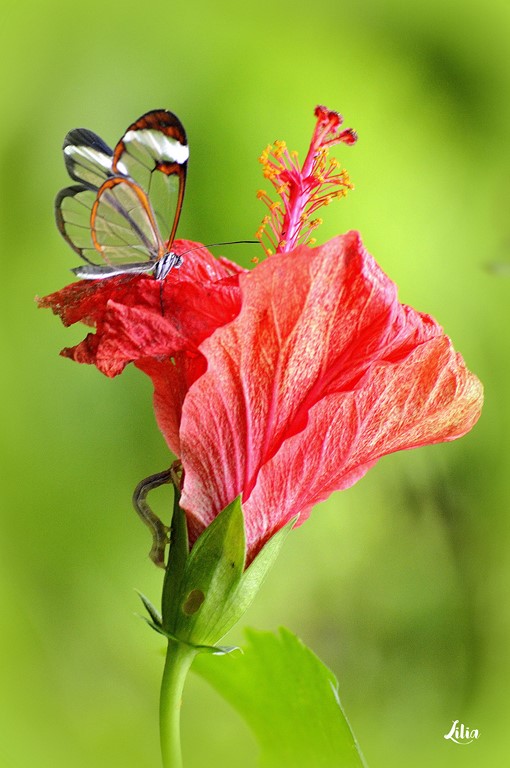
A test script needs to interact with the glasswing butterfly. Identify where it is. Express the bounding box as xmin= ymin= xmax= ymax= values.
xmin=55 ymin=109 xmax=189 ymax=279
